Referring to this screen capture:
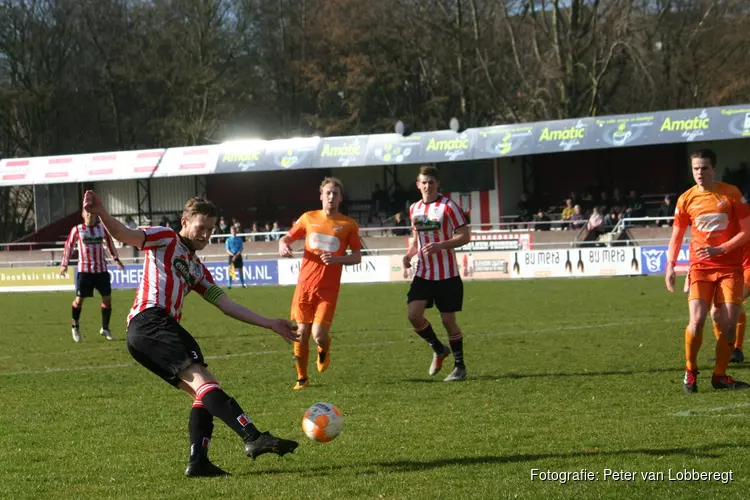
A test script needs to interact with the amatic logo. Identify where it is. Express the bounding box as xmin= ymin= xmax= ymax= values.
xmin=425 ymin=137 xmax=470 ymax=160
xmin=660 ymin=110 xmax=709 ymax=141
xmin=538 ymin=121 xmax=587 ymax=150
